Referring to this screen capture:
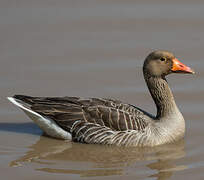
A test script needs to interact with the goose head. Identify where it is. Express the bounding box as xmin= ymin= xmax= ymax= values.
xmin=143 ymin=51 xmax=195 ymax=78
